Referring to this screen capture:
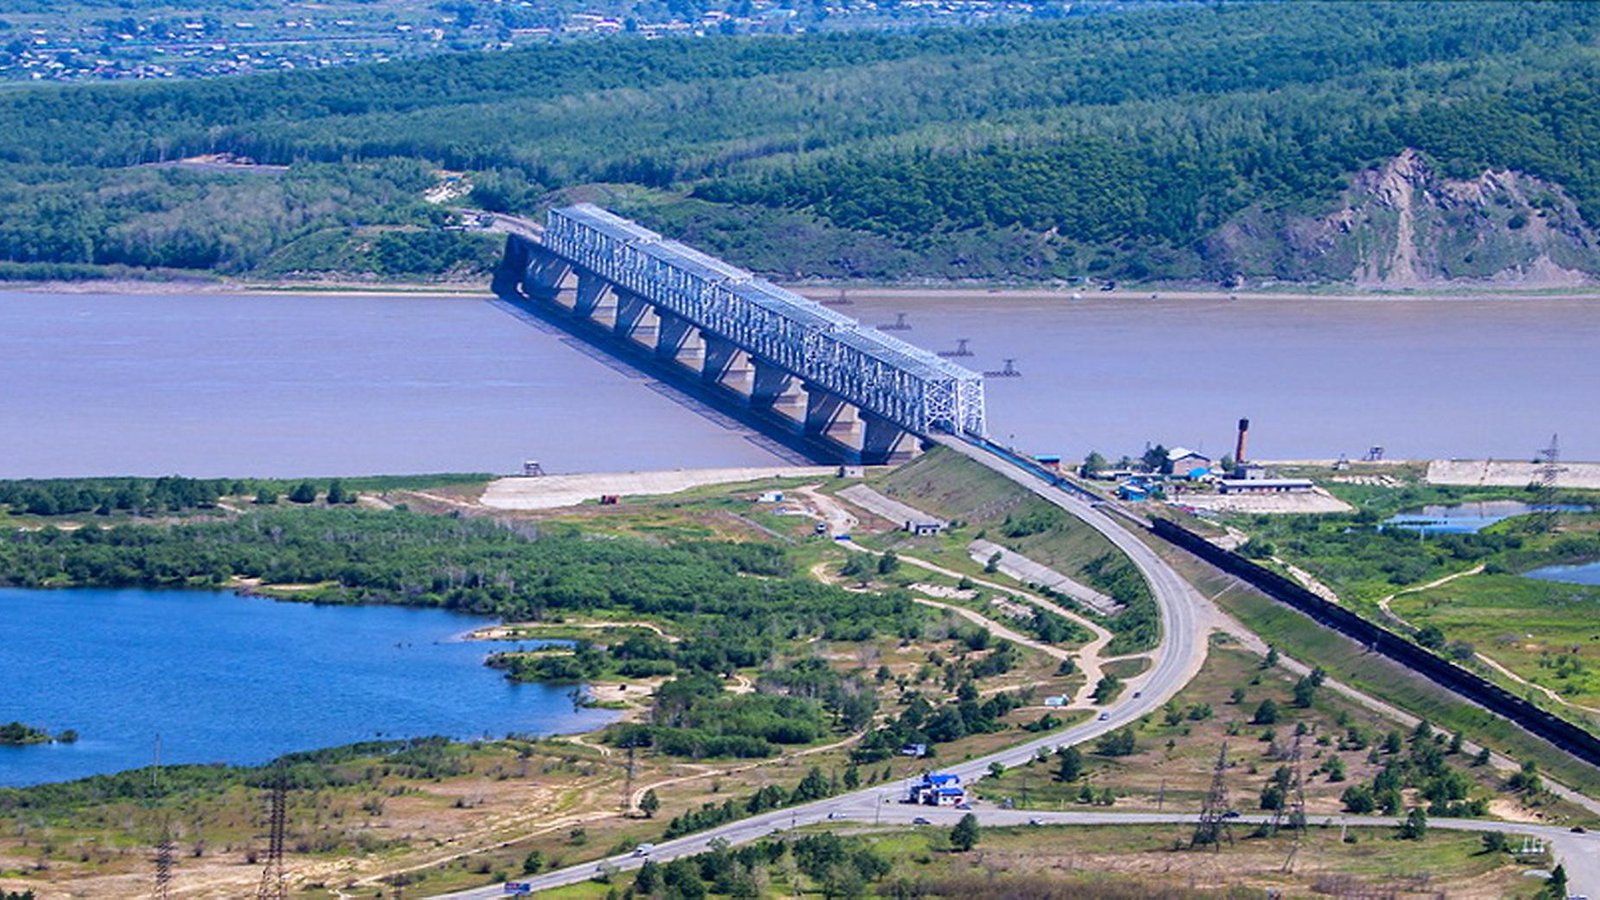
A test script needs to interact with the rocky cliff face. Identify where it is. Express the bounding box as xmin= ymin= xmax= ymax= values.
xmin=1206 ymin=150 xmax=1600 ymax=287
